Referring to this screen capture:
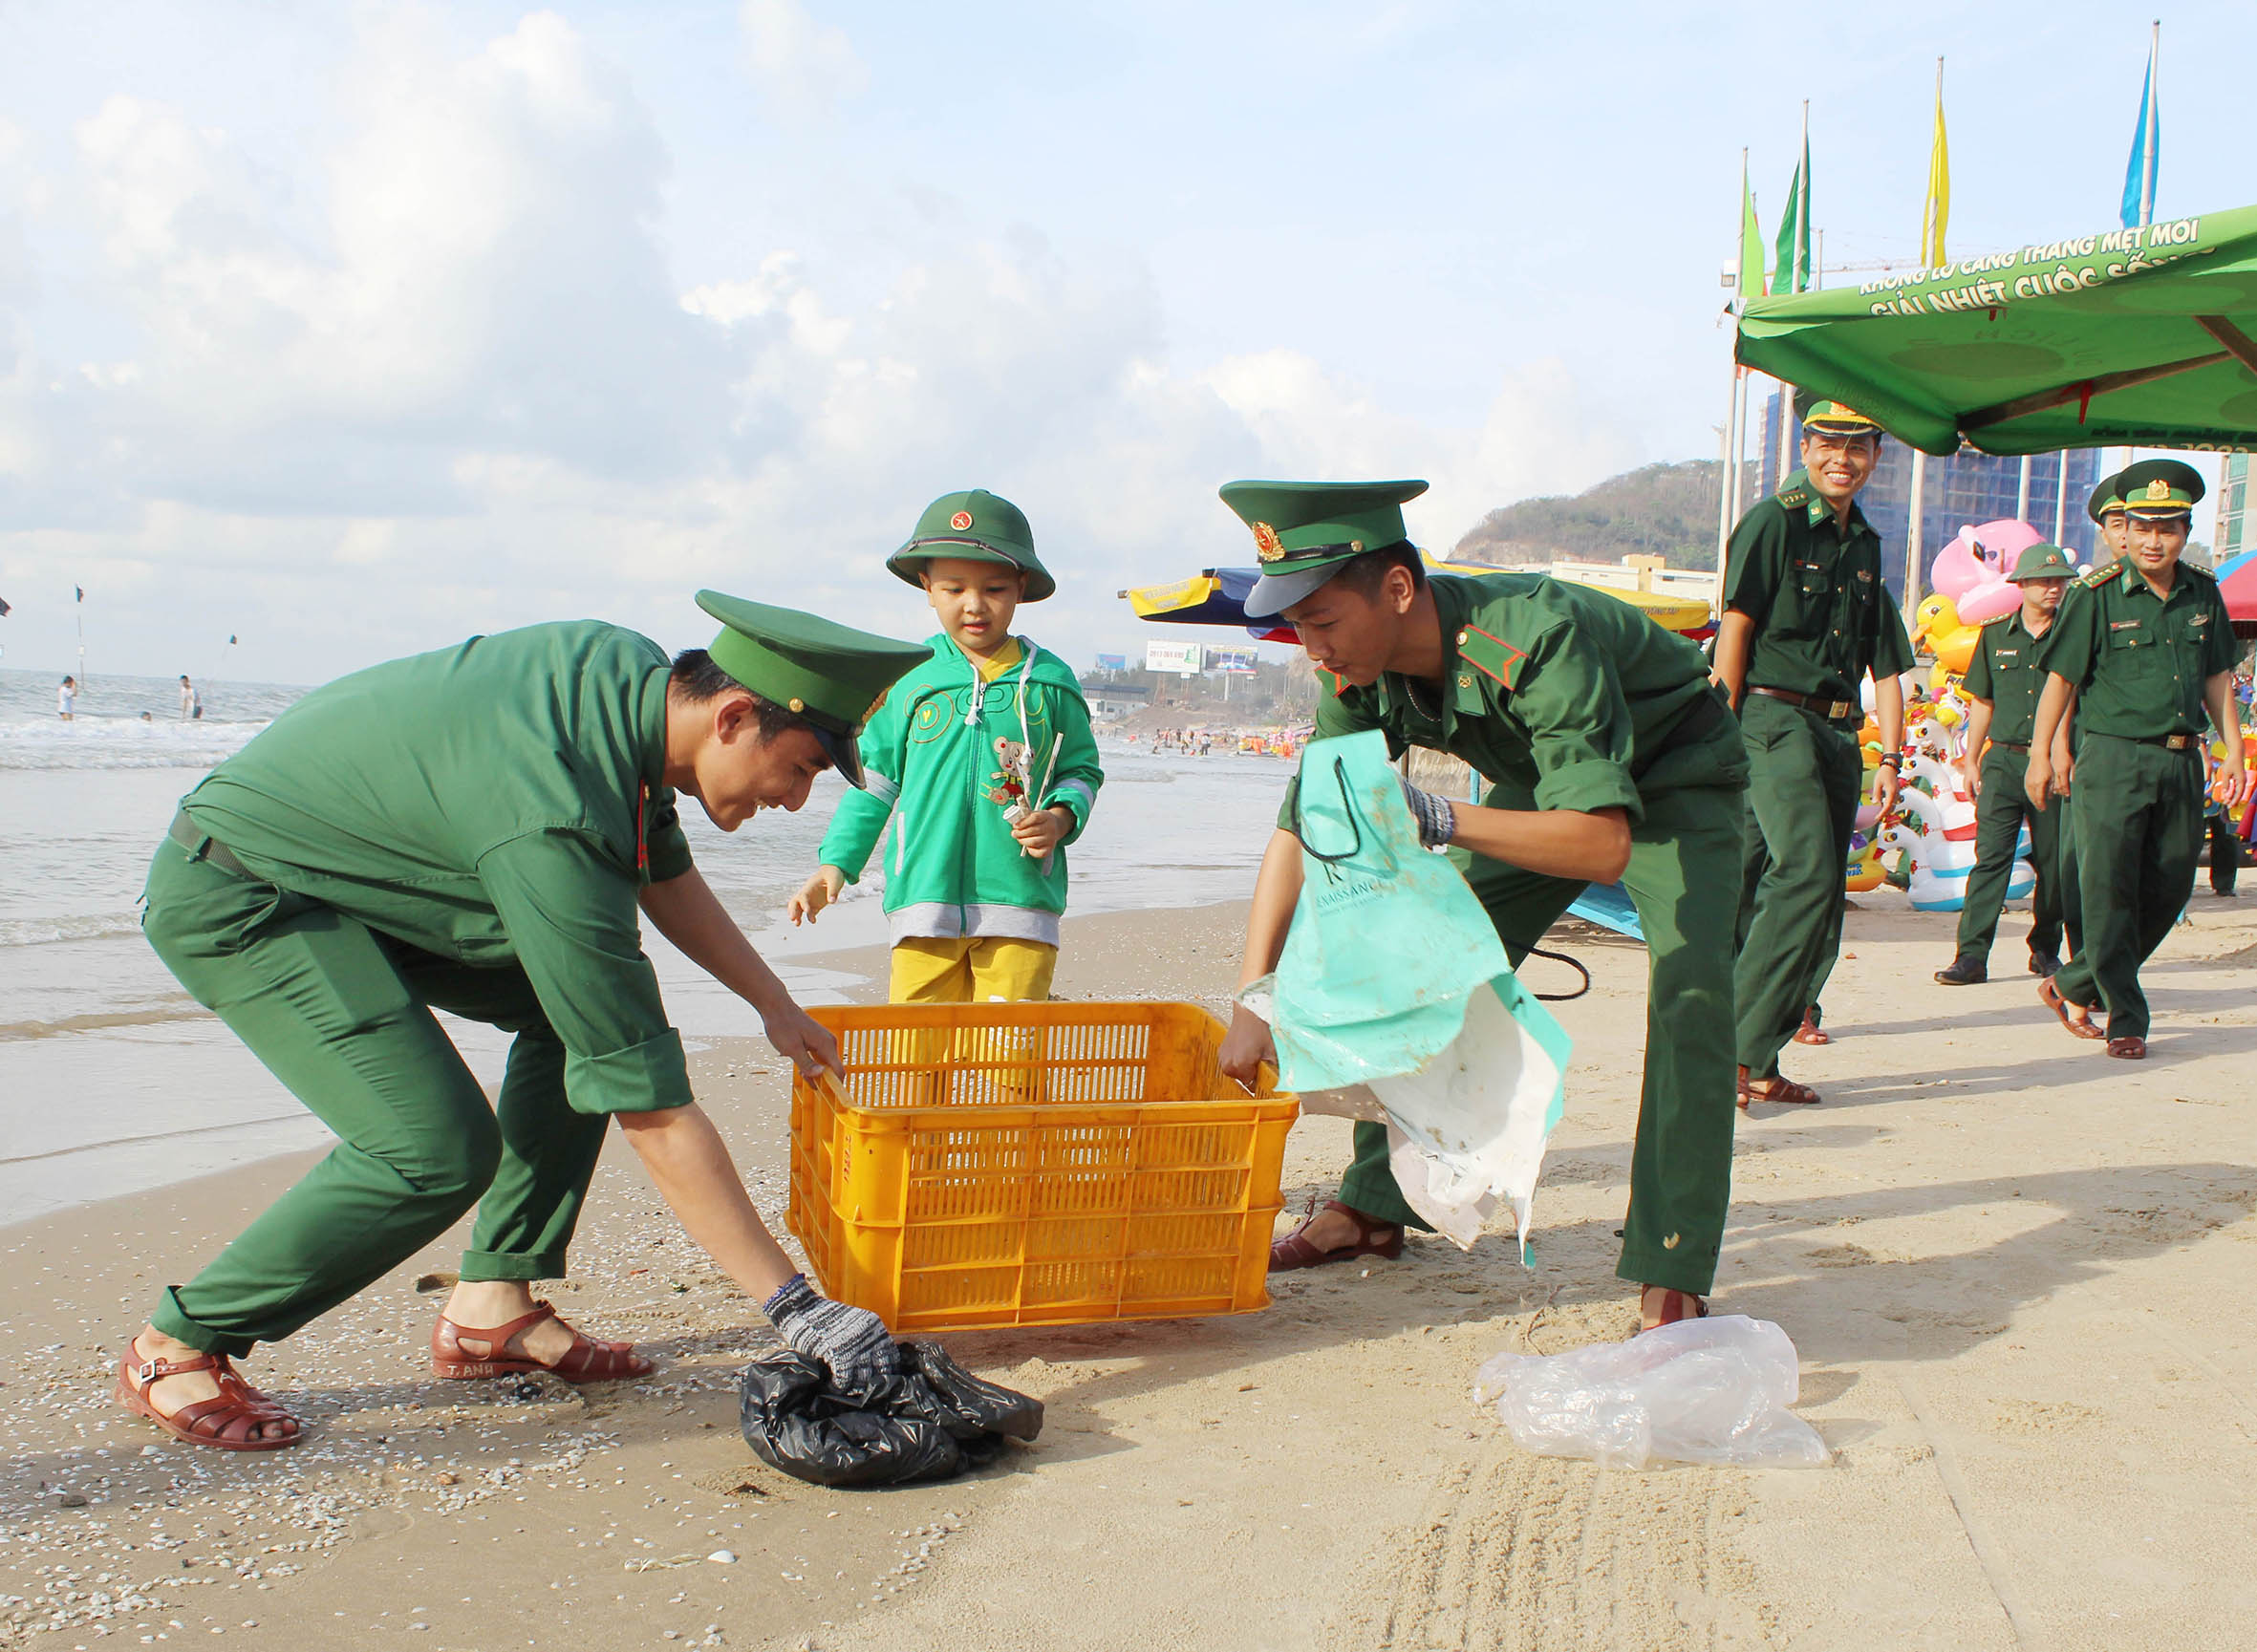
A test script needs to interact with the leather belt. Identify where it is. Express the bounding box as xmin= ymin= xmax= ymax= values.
xmin=1996 ymin=740 xmax=2031 ymax=751
xmin=1747 ymin=685 xmax=1858 ymax=721
xmin=168 ymin=809 xmax=253 ymax=879
xmin=2132 ymin=732 xmax=2200 ymax=752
